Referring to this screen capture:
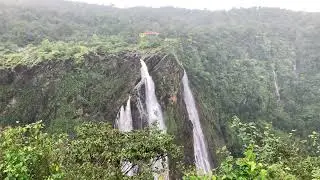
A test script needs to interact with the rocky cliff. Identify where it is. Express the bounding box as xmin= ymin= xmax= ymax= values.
xmin=0 ymin=50 xmax=213 ymax=172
